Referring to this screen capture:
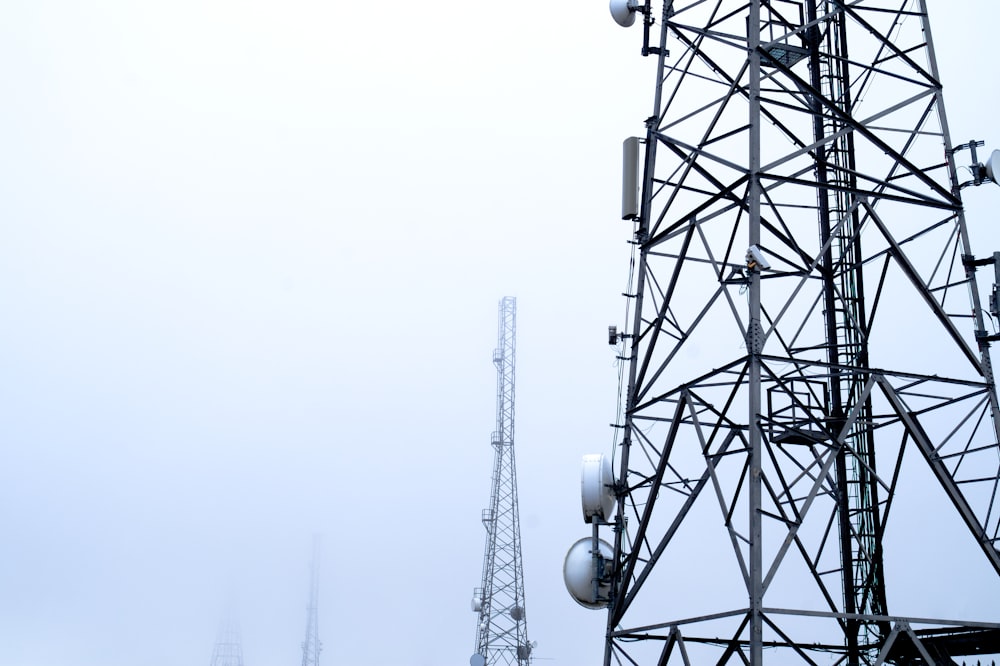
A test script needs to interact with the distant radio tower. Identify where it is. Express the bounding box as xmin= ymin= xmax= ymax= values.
xmin=471 ymin=297 xmax=534 ymax=666
xmin=209 ymin=610 xmax=244 ymax=666
xmin=301 ymin=536 xmax=322 ymax=666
